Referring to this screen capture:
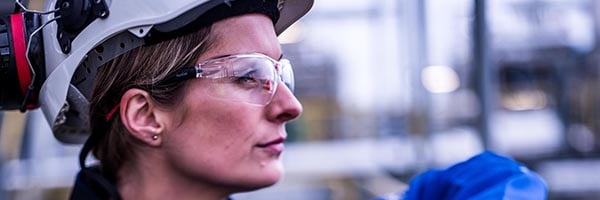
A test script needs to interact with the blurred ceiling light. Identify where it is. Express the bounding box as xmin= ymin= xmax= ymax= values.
xmin=421 ymin=65 xmax=460 ymax=93
xmin=278 ymin=22 xmax=304 ymax=44
xmin=502 ymin=90 xmax=547 ymax=111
